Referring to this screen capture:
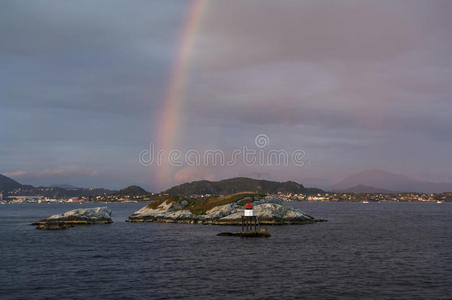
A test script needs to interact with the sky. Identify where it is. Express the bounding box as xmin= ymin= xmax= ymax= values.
xmin=1 ymin=0 xmax=452 ymax=191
